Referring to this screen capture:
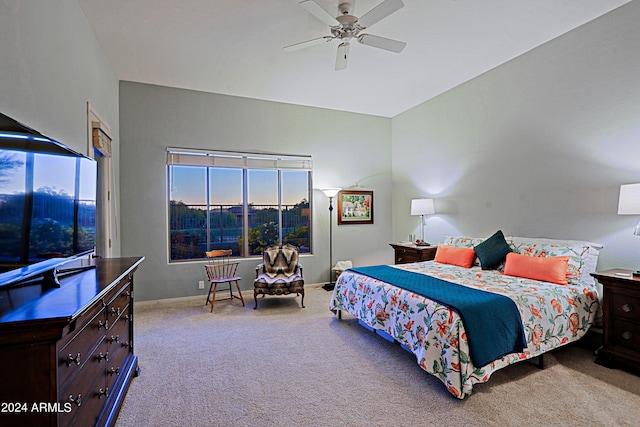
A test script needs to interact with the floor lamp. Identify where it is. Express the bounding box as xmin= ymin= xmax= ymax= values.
xmin=322 ymin=188 xmax=341 ymax=291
